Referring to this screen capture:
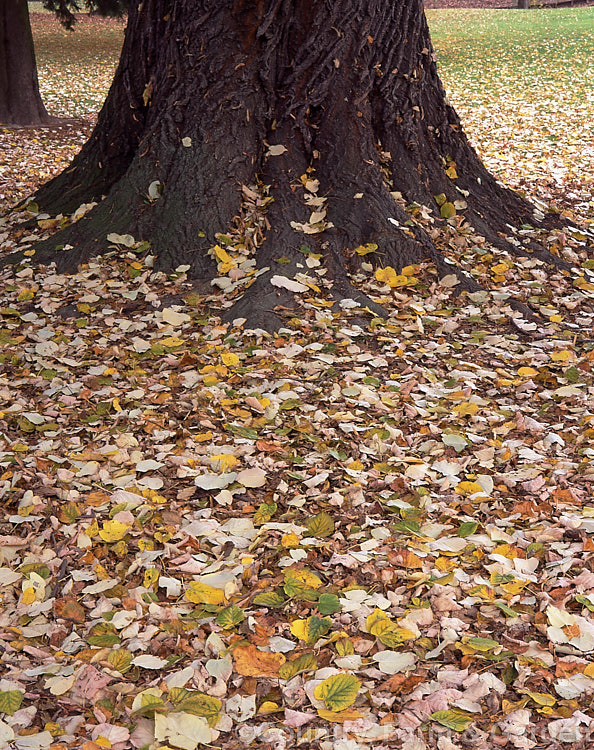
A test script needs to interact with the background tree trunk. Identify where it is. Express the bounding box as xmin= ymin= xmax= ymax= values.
xmin=0 ymin=0 xmax=51 ymax=125
xmin=12 ymin=0 xmax=567 ymax=328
